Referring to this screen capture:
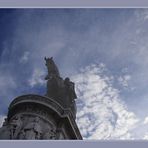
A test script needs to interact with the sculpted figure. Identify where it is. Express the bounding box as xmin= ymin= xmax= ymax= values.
xmin=45 ymin=57 xmax=65 ymax=99
xmin=23 ymin=117 xmax=42 ymax=139
xmin=0 ymin=118 xmax=11 ymax=139
xmin=64 ymin=77 xmax=77 ymax=117
xmin=64 ymin=77 xmax=77 ymax=101
xmin=43 ymin=128 xmax=56 ymax=139
xmin=2 ymin=118 xmax=8 ymax=126
xmin=44 ymin=57 xmax=60 ymax=79
xmin=44 ymin=57 xmax=77 ymax=115
xmin=18 ymin=130 xmax=25 ymax=139
xmin=9 ymin=114 xmax=22 ymax=139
